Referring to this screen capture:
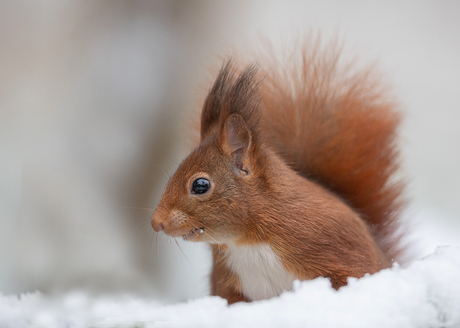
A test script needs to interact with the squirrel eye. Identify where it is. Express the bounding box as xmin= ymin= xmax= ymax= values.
xmin=191 ymin=178 xmax=210 ymax=195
